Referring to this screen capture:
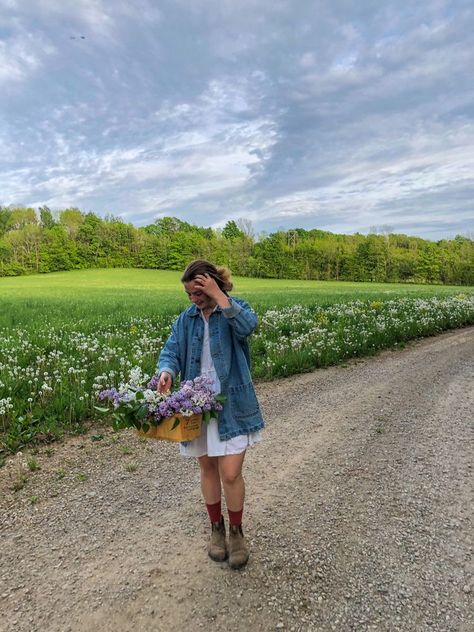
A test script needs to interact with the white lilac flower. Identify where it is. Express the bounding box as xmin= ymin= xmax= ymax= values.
xmin=128 ymin=366 xmax=145 ymax=387
xmin=0 ymin=397 xmax=13 ymax=415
